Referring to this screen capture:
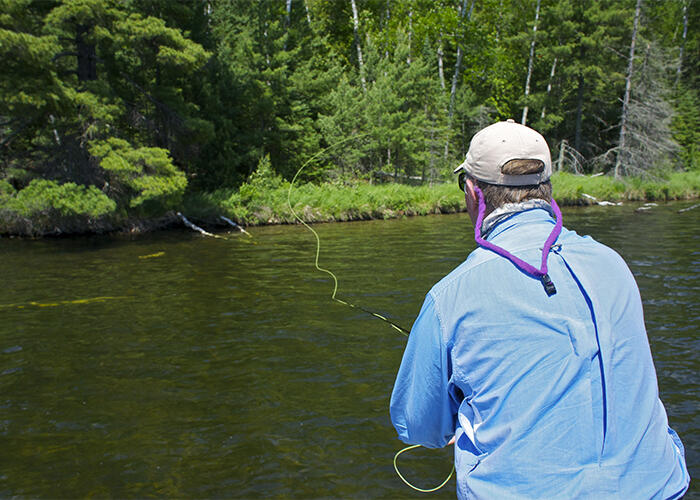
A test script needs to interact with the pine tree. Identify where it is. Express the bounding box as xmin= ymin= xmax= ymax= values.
xmin=1 ymin=0 xmax=210 ymax=219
